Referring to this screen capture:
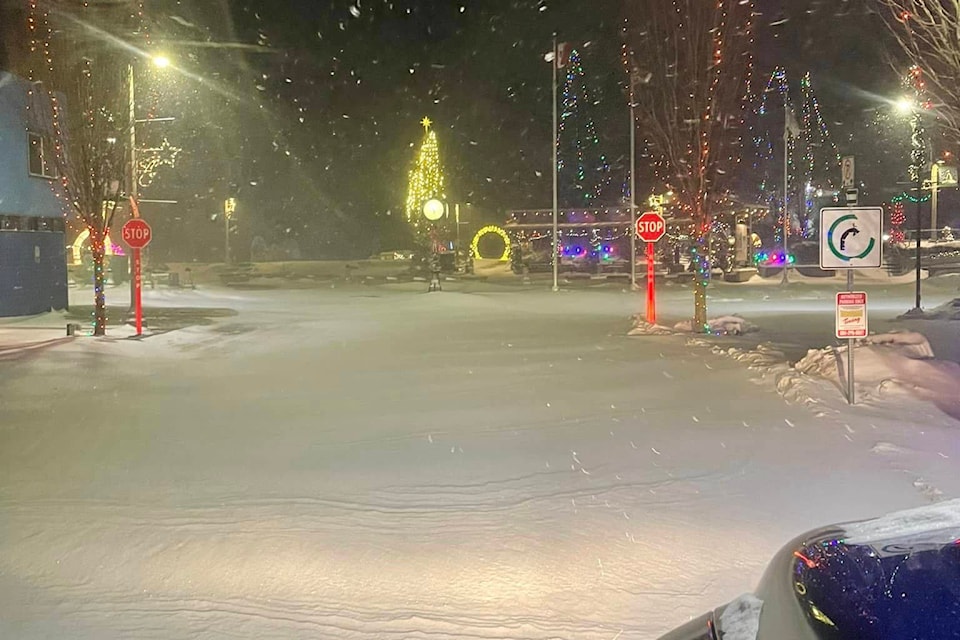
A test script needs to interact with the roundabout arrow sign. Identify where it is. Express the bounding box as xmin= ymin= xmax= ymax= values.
xmin=820 ymin=207 xmax=882 ymax=269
